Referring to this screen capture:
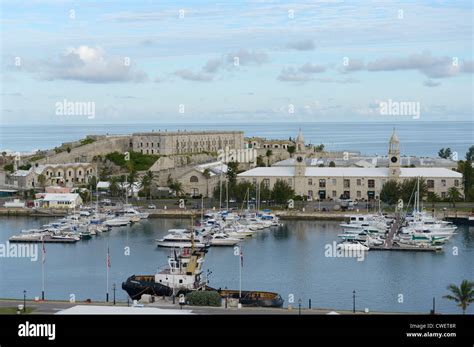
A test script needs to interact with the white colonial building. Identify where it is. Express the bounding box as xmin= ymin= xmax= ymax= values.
xmin=7 ymin=163 xmax=96 ymax=190
xmin=238 ymin=130 xmax=463 ymax=201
